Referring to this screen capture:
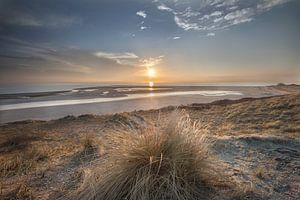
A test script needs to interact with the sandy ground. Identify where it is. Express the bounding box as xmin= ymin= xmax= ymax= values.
xmin=0 ymin=85 xmax=299 ymax=199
